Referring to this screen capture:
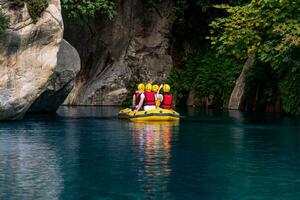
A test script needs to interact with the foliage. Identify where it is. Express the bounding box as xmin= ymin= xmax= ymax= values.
xmin=167 ymin=48 xmax=241 ymax=106
xmin=209 ymin=0 xmax=300 ymax=115
xmin=9 ymin=0 xmax=25 ymax=8
xmin=62 ymin=0 xmax=116 ymax=19
xmin=167 ymin=68 xmax=191 ymax=106
xmin=244 ymin=52 xmax=300 ymax=115
xmin=209 ymin=0 xmax=300 ymax=68
xmin=8 ymin=0 xmax=48 ymax=23
xmin=244 ymin=61 xmax=278 ymax=111
xmin=279 ymin=69 xmax=300 ymax=116
xmin=0 ymin=12 xmax=8 ymax=36
xmin=278 ymin=49 xmax=300 ymax=116
xmin=146 ymin=0 xmax=246 ymax=11
xmin=26 ymin=0 xmax=48 ymax=22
